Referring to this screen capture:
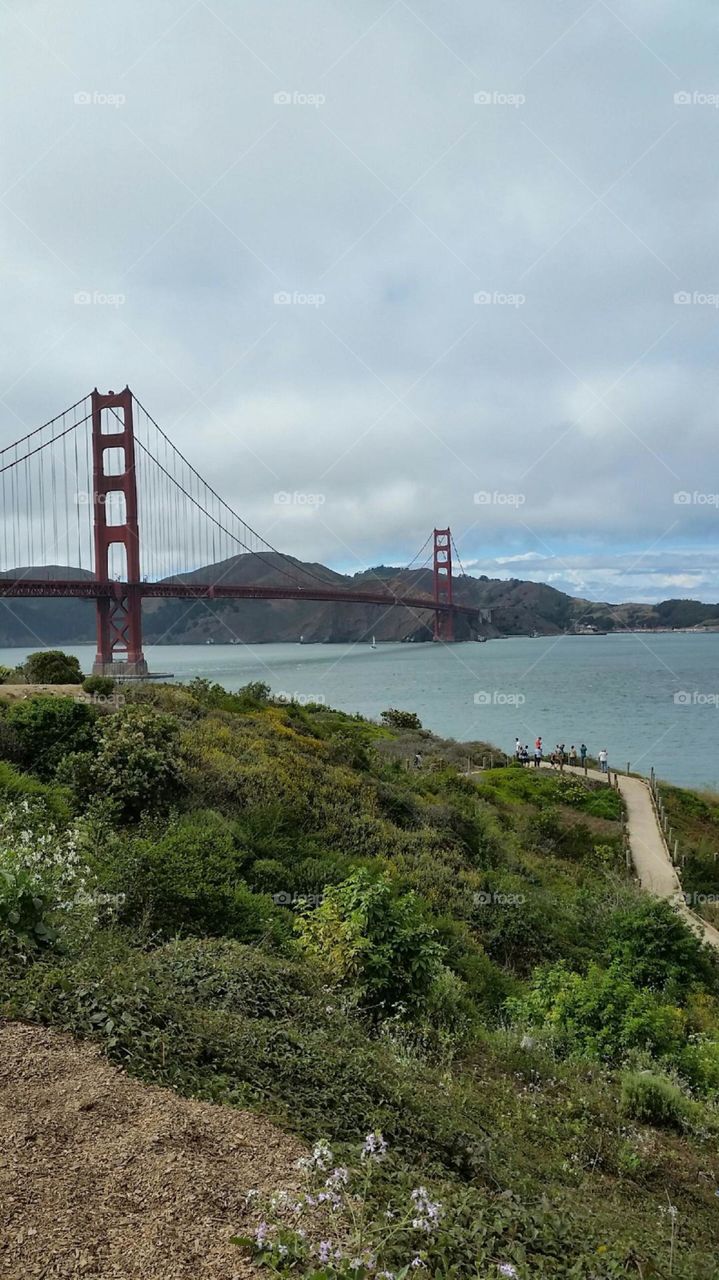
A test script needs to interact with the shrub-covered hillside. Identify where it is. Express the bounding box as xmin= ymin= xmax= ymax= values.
xmin=0 ymin=676 xmax=718 ymax=1278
